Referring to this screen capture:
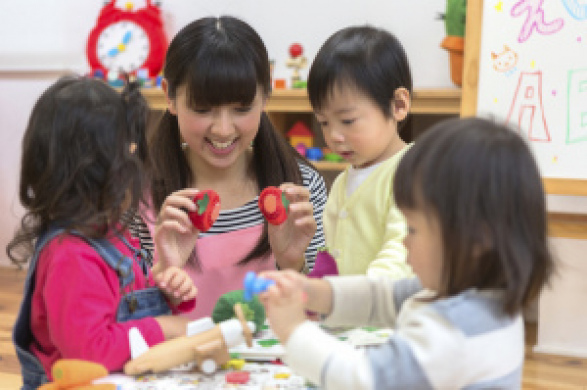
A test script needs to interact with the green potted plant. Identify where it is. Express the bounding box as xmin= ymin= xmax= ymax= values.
xmin=440 ymin=0 xmax=467 ymax=86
